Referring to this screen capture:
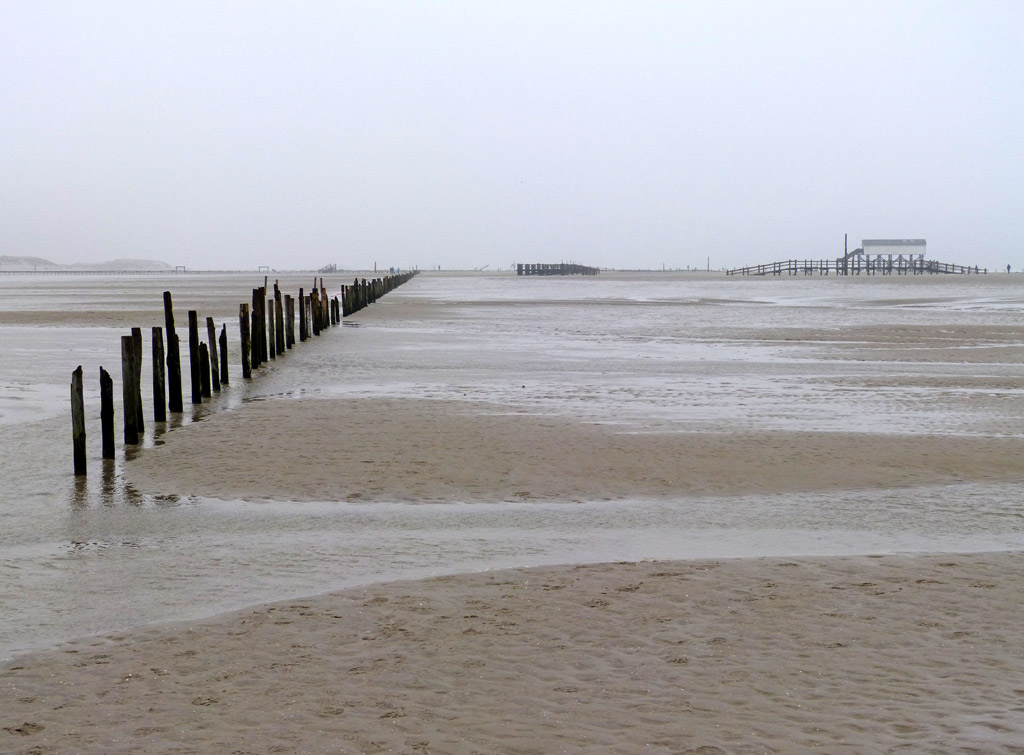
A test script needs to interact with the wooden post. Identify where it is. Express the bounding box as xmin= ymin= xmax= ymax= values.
xmin=250 ymin=289 xmax=261 ymax=368
xmin=152 ymin=326 xmax=166 ymax=423
xmin=100 ymin=367 xmax=114 ymax=459
xmin=285 ymin=295 xmax=294 ymax=348
xmin=71 ymin=366 xmax=86 ymax=475
xmin=163 ymin=291 xmax=183 ymax=413
xmin=239 ymin=303 xmax=251 ymax=379
xmin=122 ymin=335 xmax=139 ymax=444
xmin=260 ymin=286 xmax=269 ymax=363
xmin=131 ymin=327 xmax=144 ymax=433
xmin=188 ymin=310 xmax=202 ymax=405
xmin=267 ymin=299 xmax=276 ymax=359
xmin=275 ymin=283 xmax=285 ymax=354
xmin=199 ymin=342 xmax=211 ymax=398
xmin=219 ymin=324 xmax=229 ymax=385
xmin=299 ymin=288 xmax=307 ymax=342
xmin=206 ymin=317 xmax=220 ymax=391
